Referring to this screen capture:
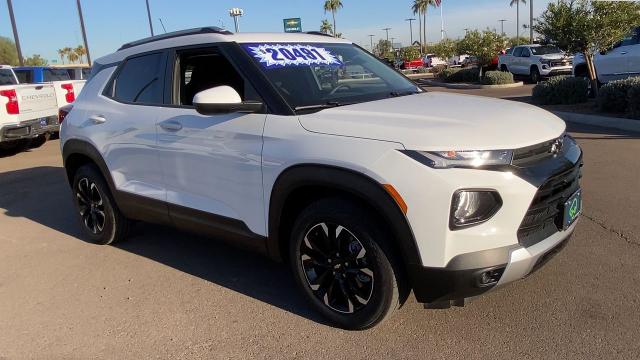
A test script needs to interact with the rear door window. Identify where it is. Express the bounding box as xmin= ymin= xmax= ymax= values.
xmin=513 ymin=47 xmax=523 ymax=57
xmin=109 ymin=52 xmax=166 ymax=104
xmin=0 ymin=69 xmax=17 ymax=85
xmin=14 ymin=70 xmax=32 ymax=83
xmin=43 ymin=69 xmax=71 ymax=81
